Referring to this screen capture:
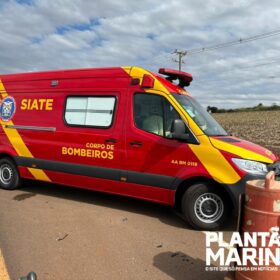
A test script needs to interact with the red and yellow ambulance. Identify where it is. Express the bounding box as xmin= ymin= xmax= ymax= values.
xmin=0 ymin=66 xmax=278 ymax=230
